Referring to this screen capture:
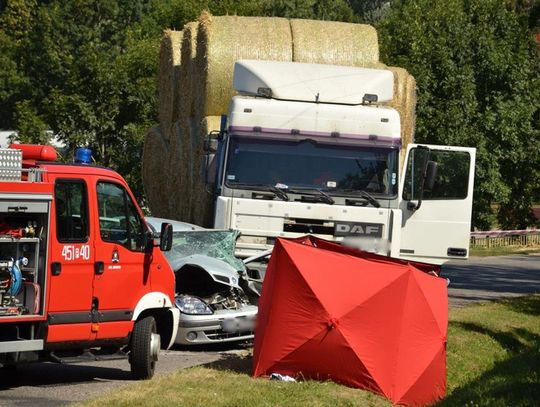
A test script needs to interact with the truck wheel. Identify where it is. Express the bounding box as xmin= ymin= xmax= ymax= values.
xmin=130 ymin=315 xmax=161 ymax=380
